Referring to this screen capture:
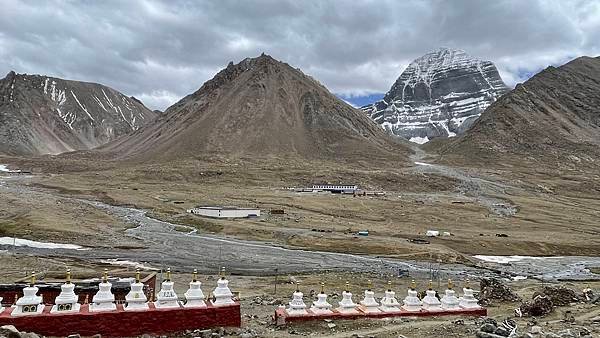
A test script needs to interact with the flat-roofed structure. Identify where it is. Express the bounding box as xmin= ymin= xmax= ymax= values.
xmin=312 ymin=184 xmax=358 ymax=194
xmin=187 ymin=206 xmax=260 ymax=218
